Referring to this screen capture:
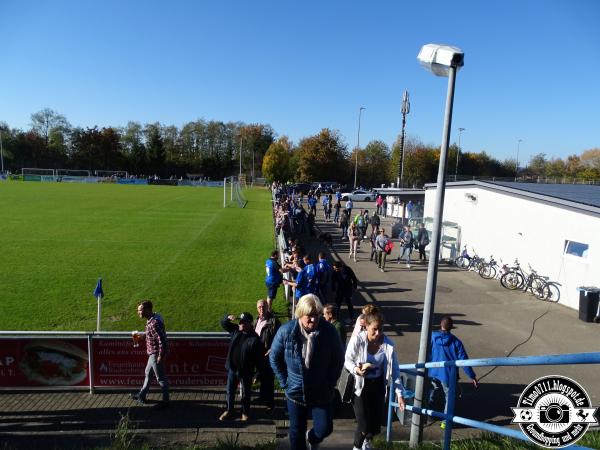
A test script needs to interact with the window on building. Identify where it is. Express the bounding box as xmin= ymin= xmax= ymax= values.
xmin=564 ymin=240 xmax=589 ymax=258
